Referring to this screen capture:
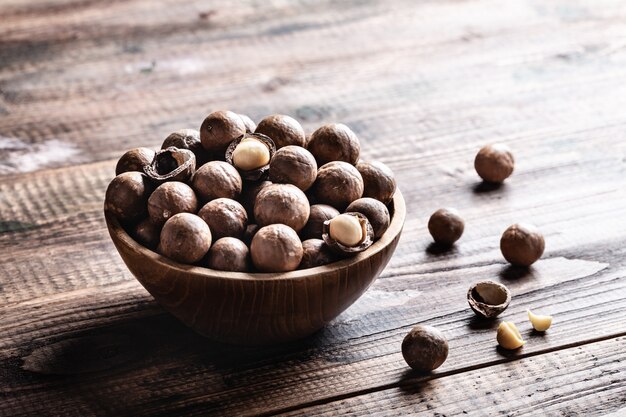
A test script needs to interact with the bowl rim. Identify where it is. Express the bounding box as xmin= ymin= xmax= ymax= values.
xmin=105 ymin=189 xmax=405 ymax=282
